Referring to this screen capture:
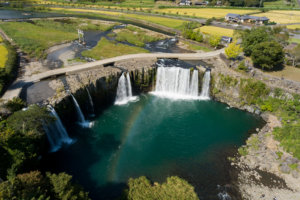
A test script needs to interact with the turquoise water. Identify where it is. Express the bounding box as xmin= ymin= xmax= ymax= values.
xmin=43 ymin=94 xmax=262 ymax=199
